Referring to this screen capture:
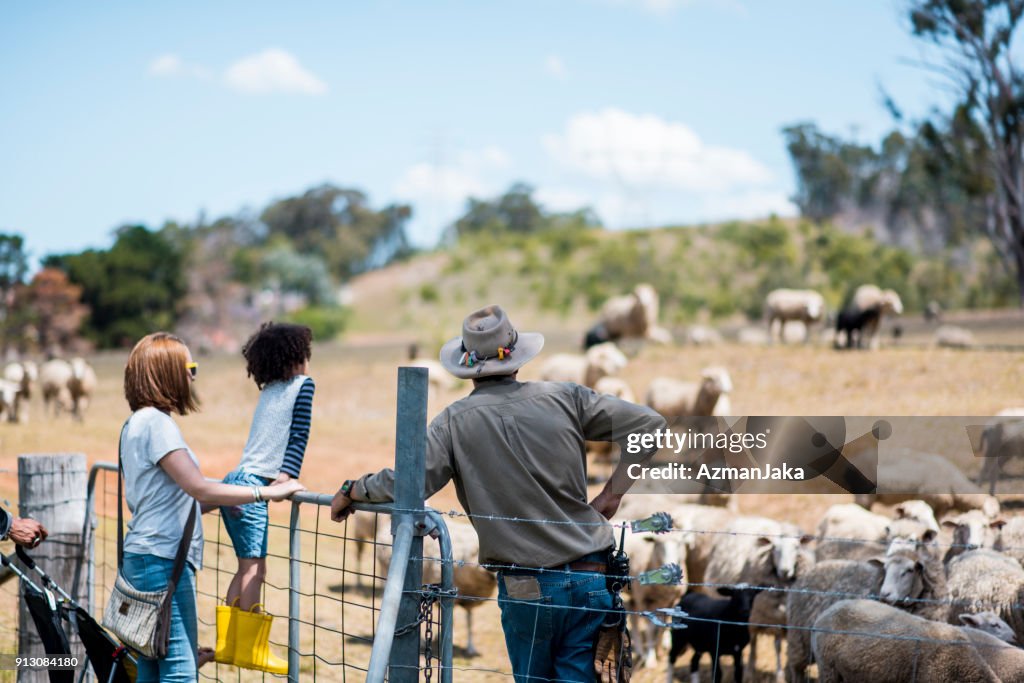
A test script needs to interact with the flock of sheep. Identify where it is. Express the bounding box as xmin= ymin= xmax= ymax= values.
xmin=0 ymin=357 xmax=97 ymax=423
xmin=385 ymin=283 xmax=1023 ymax=681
